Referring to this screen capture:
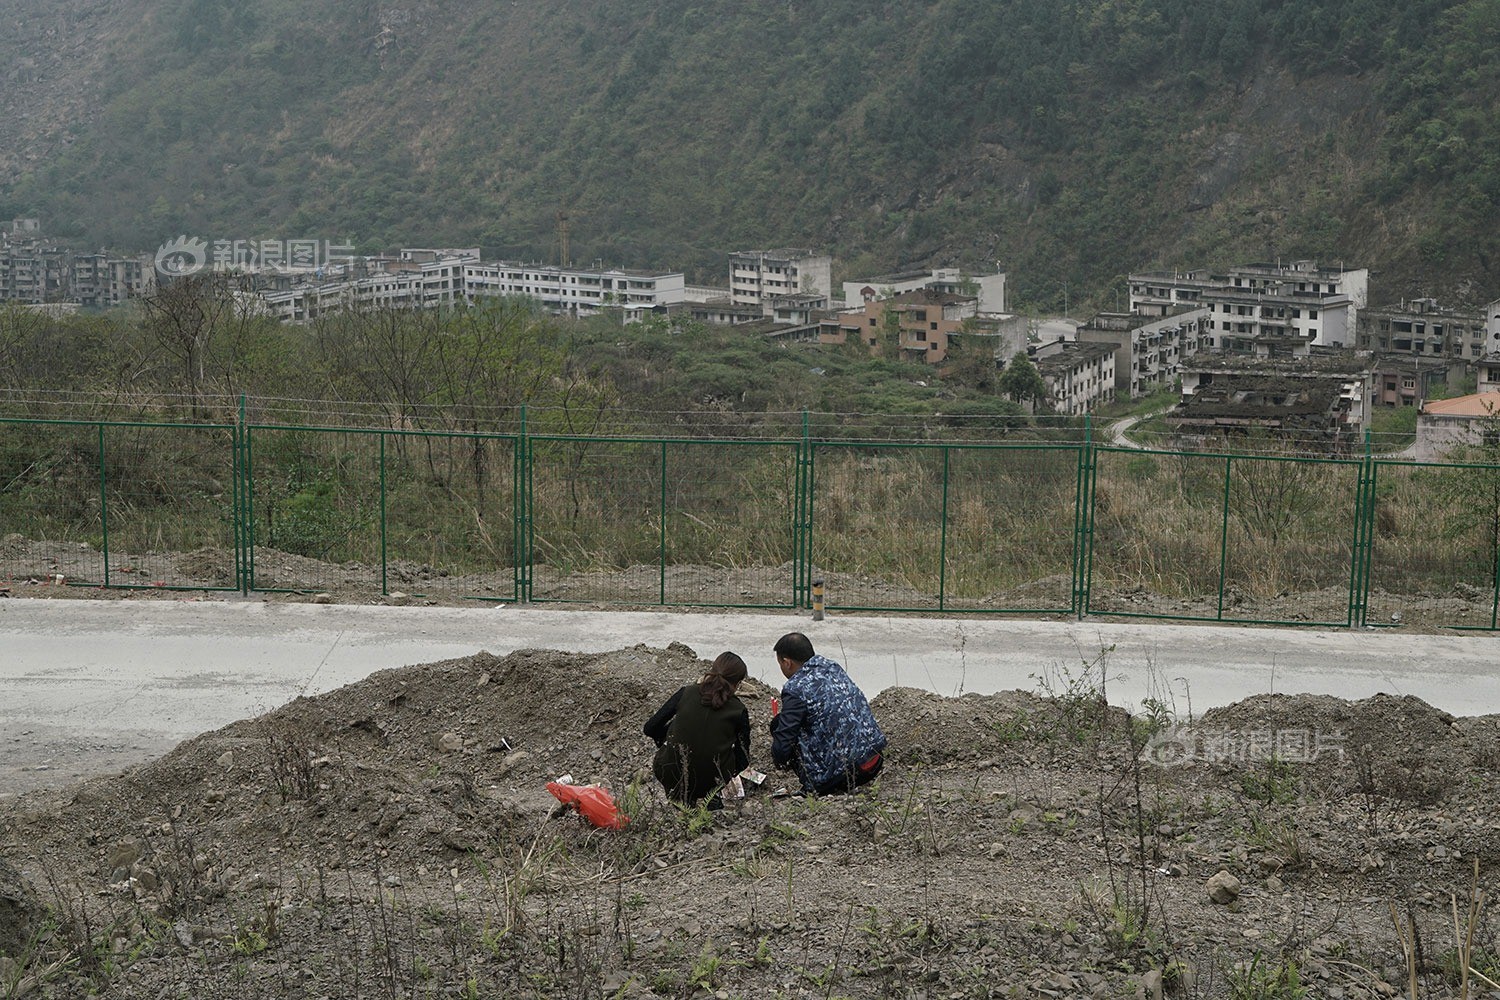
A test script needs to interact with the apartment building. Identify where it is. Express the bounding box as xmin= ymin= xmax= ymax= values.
xmin=1128 ymin=269 xmax=1220 ymax=317
xmin=1075 ymin=307 xmax=1207 ymax=399
xmin=818 ymin=288 xmax=979 ymax=363
xmin=842 ymin=267 xmax=1007 ymax=314
xmin=1 ymin=221 xmax=154 ymax=307
xmin=1130 ymin=261 xmax=1368 ymax=349
xmin=1206 ymin=284 xmax=1353 ymax=351
xmin=1368 ymin=355 xmax=1465 ymax=409
xmin=0 ymin=244 xmax=70 ymax=303
xmin=66 ymin=253 xmax=153 ymax=307
xmin=1355 ymin=298 xmax=1494 ymax=360
xmin=464 ymin=261 xmax=685 ymax=314
xmin=1034 ymin=341 xmax=1117 ymax=415
xmin=262 ymin=254 xmax=685 ymax=322
xmin=729 ymin=249 xmax=831 ymax=312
